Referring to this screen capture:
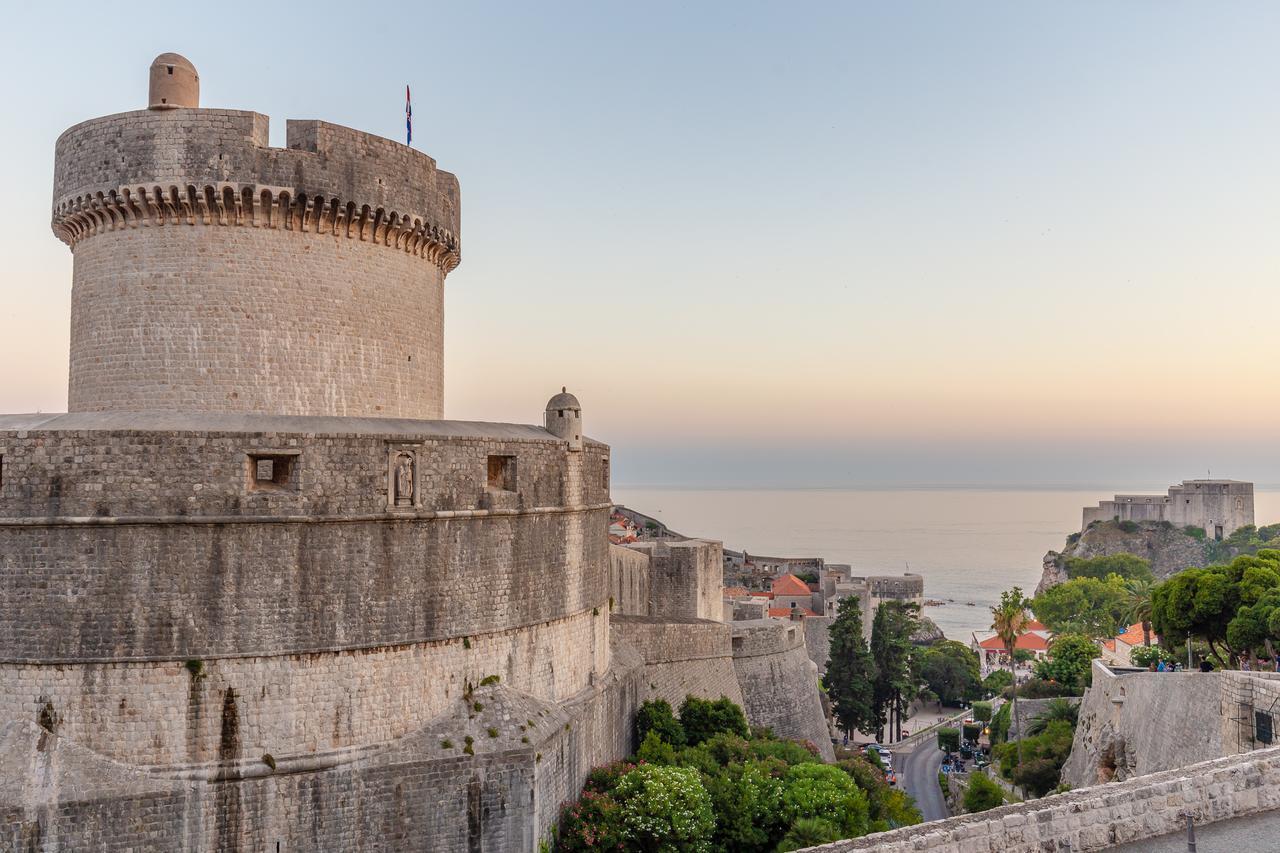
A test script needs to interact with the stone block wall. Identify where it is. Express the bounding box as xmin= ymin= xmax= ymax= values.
xmin=1 ymin=649 xmax=647 ymax=853
xmin=803 ymin=616 xmax=834 ymax=677
xmin=1063 ymin=662 xmax=1280 ymax=788
xmin=627 ymin=539 xmax=723 ymax=621
xmin=0 ymin=415 xmax=612 ymax=773
xmin=51 ymin=109 xmax=460 ymax=418
xmin=608 ymin=543 xmax=651 ymax=616
xmin=731 ymin=620 xmax=834 ymax=761
xmin=808 ymin=745 xmax=1280 ymax=852
xmin=611 ymin=615 xmax=744 ymax=711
